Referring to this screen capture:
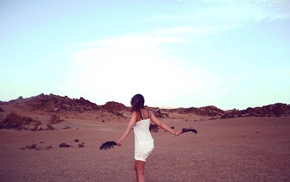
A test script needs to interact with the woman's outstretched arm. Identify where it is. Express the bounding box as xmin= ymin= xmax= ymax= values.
xmin=116 ymin=112 xmax=137 ymax=146
xmin=149 ymin=111 xmax=181 ymax=136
